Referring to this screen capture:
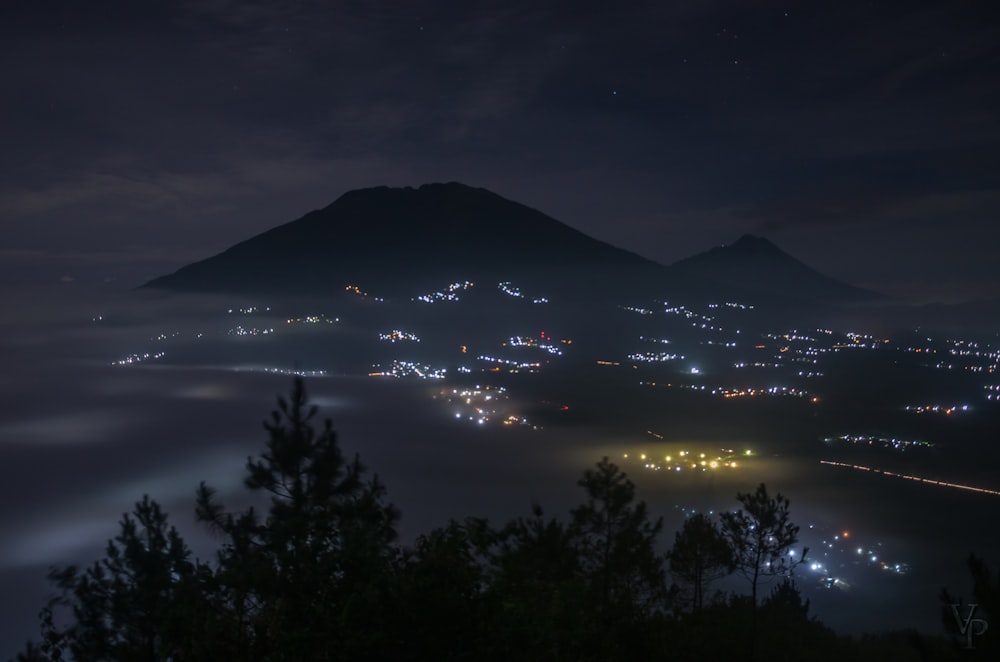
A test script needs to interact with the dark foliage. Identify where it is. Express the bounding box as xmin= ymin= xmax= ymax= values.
xmin=668 ymin=512 xmax=733 ymax=613
xmin=720 ymin=482 xmax=808 ymax=659
xmin=193 ymin=377 xmax=401 ymax=660
xmin=36 ymin=495 xmax=210 ymax=661
xmin=14 ymin=379 xmax=968 ymax=661
xmin=720 ymin=482 xmax=806 ymax=609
